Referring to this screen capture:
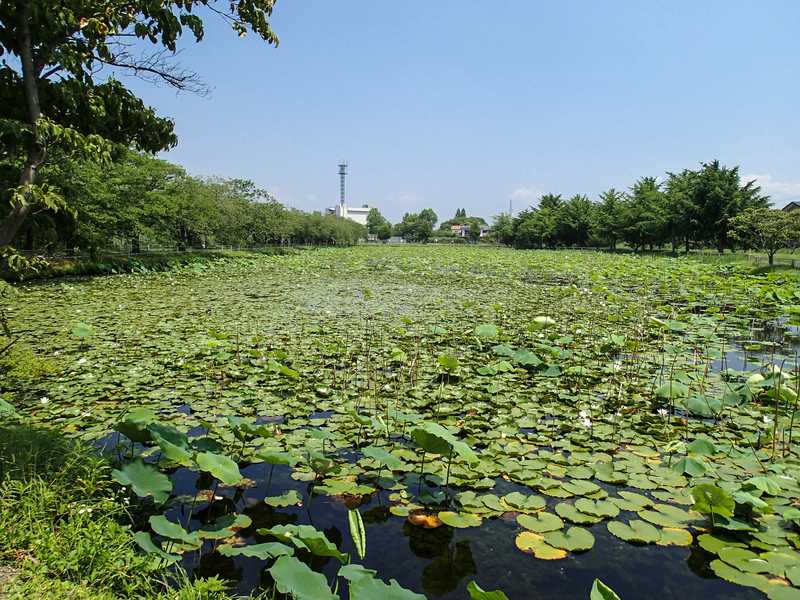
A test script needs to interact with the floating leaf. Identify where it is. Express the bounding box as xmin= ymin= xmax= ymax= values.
xmin=438 ymin=511 xmax=482 ymax=528
xmin=607 ymin=520 xmax=660 ymax=544
xmin=555 ymin=503 xmax=602 ymax=525
xmin=515 ymin=531 xmax=567 ymax=560
xmin=657 ymin=528 xmax=693 ymax=547
xmin=543 ymin=526 xmax=595 ymax=552
xmin=474 ymin=324 xmax=499 ymax=339
xmin=265 ymin=490 xmax=302 ymax=508
xmin=407 ymin=511 xmax=443 ymax=529
xmin=517 ymin=512 xmax=563 ymax=533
